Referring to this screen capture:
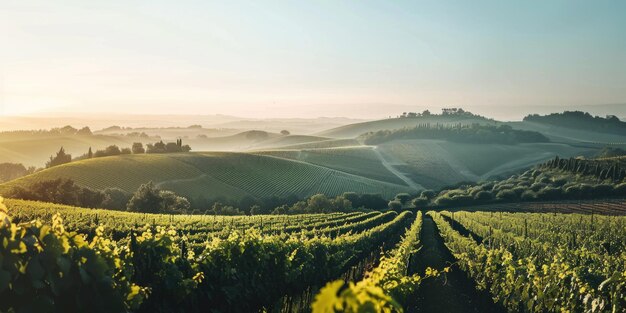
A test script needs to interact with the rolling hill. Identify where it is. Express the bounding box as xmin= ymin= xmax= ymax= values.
xmin=376 ymin=139 xmax=598 ymax=189
xmin=0 ymin=152 xmax=413 ymax=200
xmin=317 ymin=114 xmax=495 ymax=138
